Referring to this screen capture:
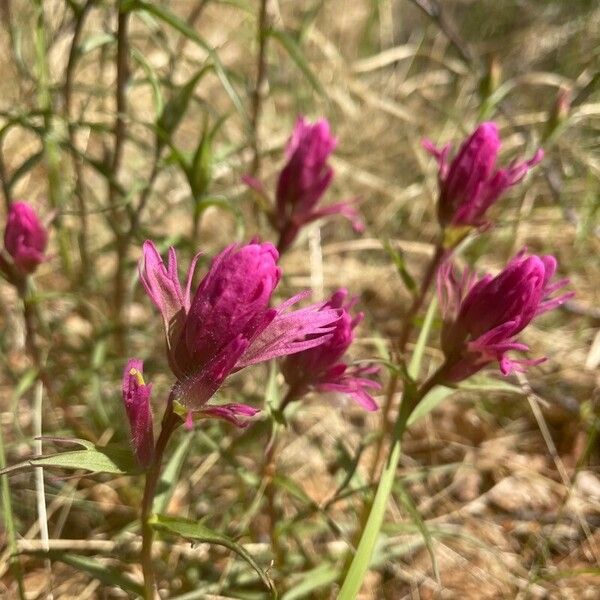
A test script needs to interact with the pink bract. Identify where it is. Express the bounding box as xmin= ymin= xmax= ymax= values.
xmin=139 ymin=240 xmax=340 ymax=425
xmin=244 ymin=116 xmax=364 ymax=253
xmin=423 ymin=122 xmax=543 ymax=228
xmin=281 ymin=289 xmax=380 ymax=410
xmin=121 ymin=359 xmax=154 ymax=468
xmin=437 ymin=251 xmax=573 ymax=381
